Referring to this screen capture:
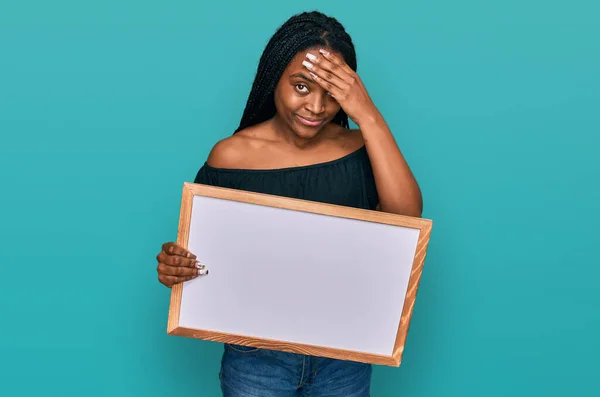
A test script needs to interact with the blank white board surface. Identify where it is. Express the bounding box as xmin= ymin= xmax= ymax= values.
xmin=178 ymin=194 xmax=421 ymax=357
